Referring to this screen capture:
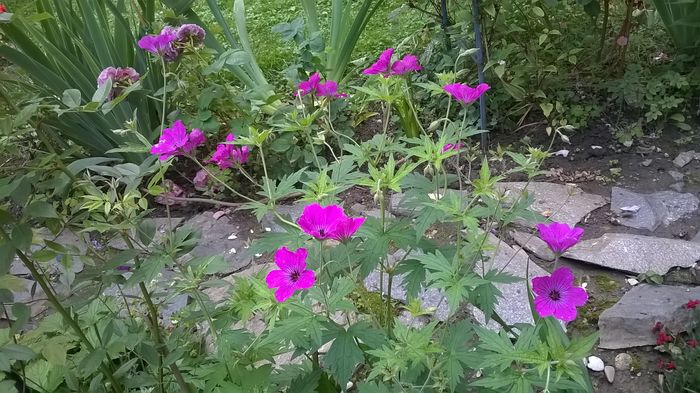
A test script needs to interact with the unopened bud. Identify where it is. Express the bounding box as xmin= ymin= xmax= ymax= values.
xmin=428 ymin=120 xmax=441 ymax=132
xmin=373 ymin=190 xmax=383 ymax=205
xmin=423 ymin=164 xmax=434 ymax=177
